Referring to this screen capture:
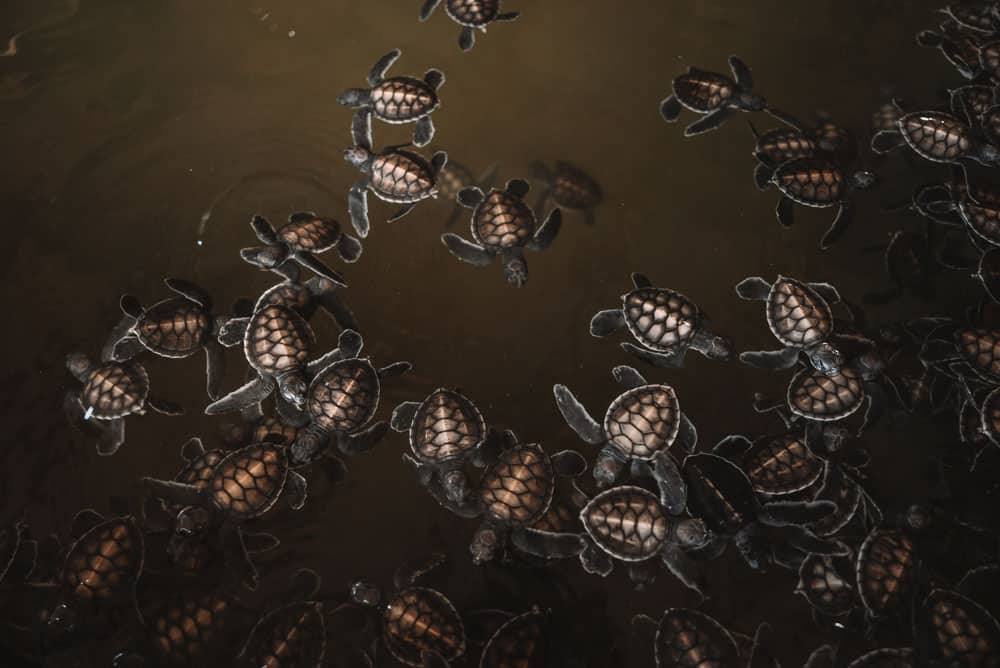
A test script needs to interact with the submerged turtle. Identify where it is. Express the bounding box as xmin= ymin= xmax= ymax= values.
xmin=632 ymin=608 xmax=743 ymax=668
xmin=236 ymin=572 xmax=327 ymax=668
xmin=436 ymin=155 xmax=498 ymax=228
xmin=941 ymin=3 xmax=999 ymax=35
xmin=418 ymin=0 xmax=520 ymax=51
xmin=479 ymin=607 xmax=549 ymax=668
xmin=766 ymin=158 xmax=876 ymax=249
xmin=720 ymin=431 xmax=826 ymax=497
xmin=591 ymin=273 xmax=733 ymax=368
xmin=750 ymin=122 xmax=818 ymax=190
xmin=924 ymin=325 xmax=1000 ymax=383
xmin=735 ymin=275 xmax=845 ymax=374
xmin=553 ymin=365 xmax=696 ymax=512
xmin=863 ymin=230 xmax=936 ymax=305
xmin=528 ymin=160 xmax=603 ymax=225
xmin=239 ymin=213 xmax=361 ymax=285
xmin=65 ymin=352 xmax=182 ymax=455
xmin=922 ymin=588 xmax=1000 ymax=667
xmin=660 ymin=56 xmax=767 ymax=136
xmin=338 ymin=48 xmax=444 ymax=148
xmin=440 ymin=178 xmax=562 ymax=287
xmin=351 ymin=554 xmax=466 ymax=668
xmin=110 ymin=278 xmax=227 ymax=400
xmin=855 ymin=527 xmax=917 ymax=620
xmin=871 ymin=106 xmax=1000 ymax=166
xmin=796 ymin=553 xmax=858 ymax=620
